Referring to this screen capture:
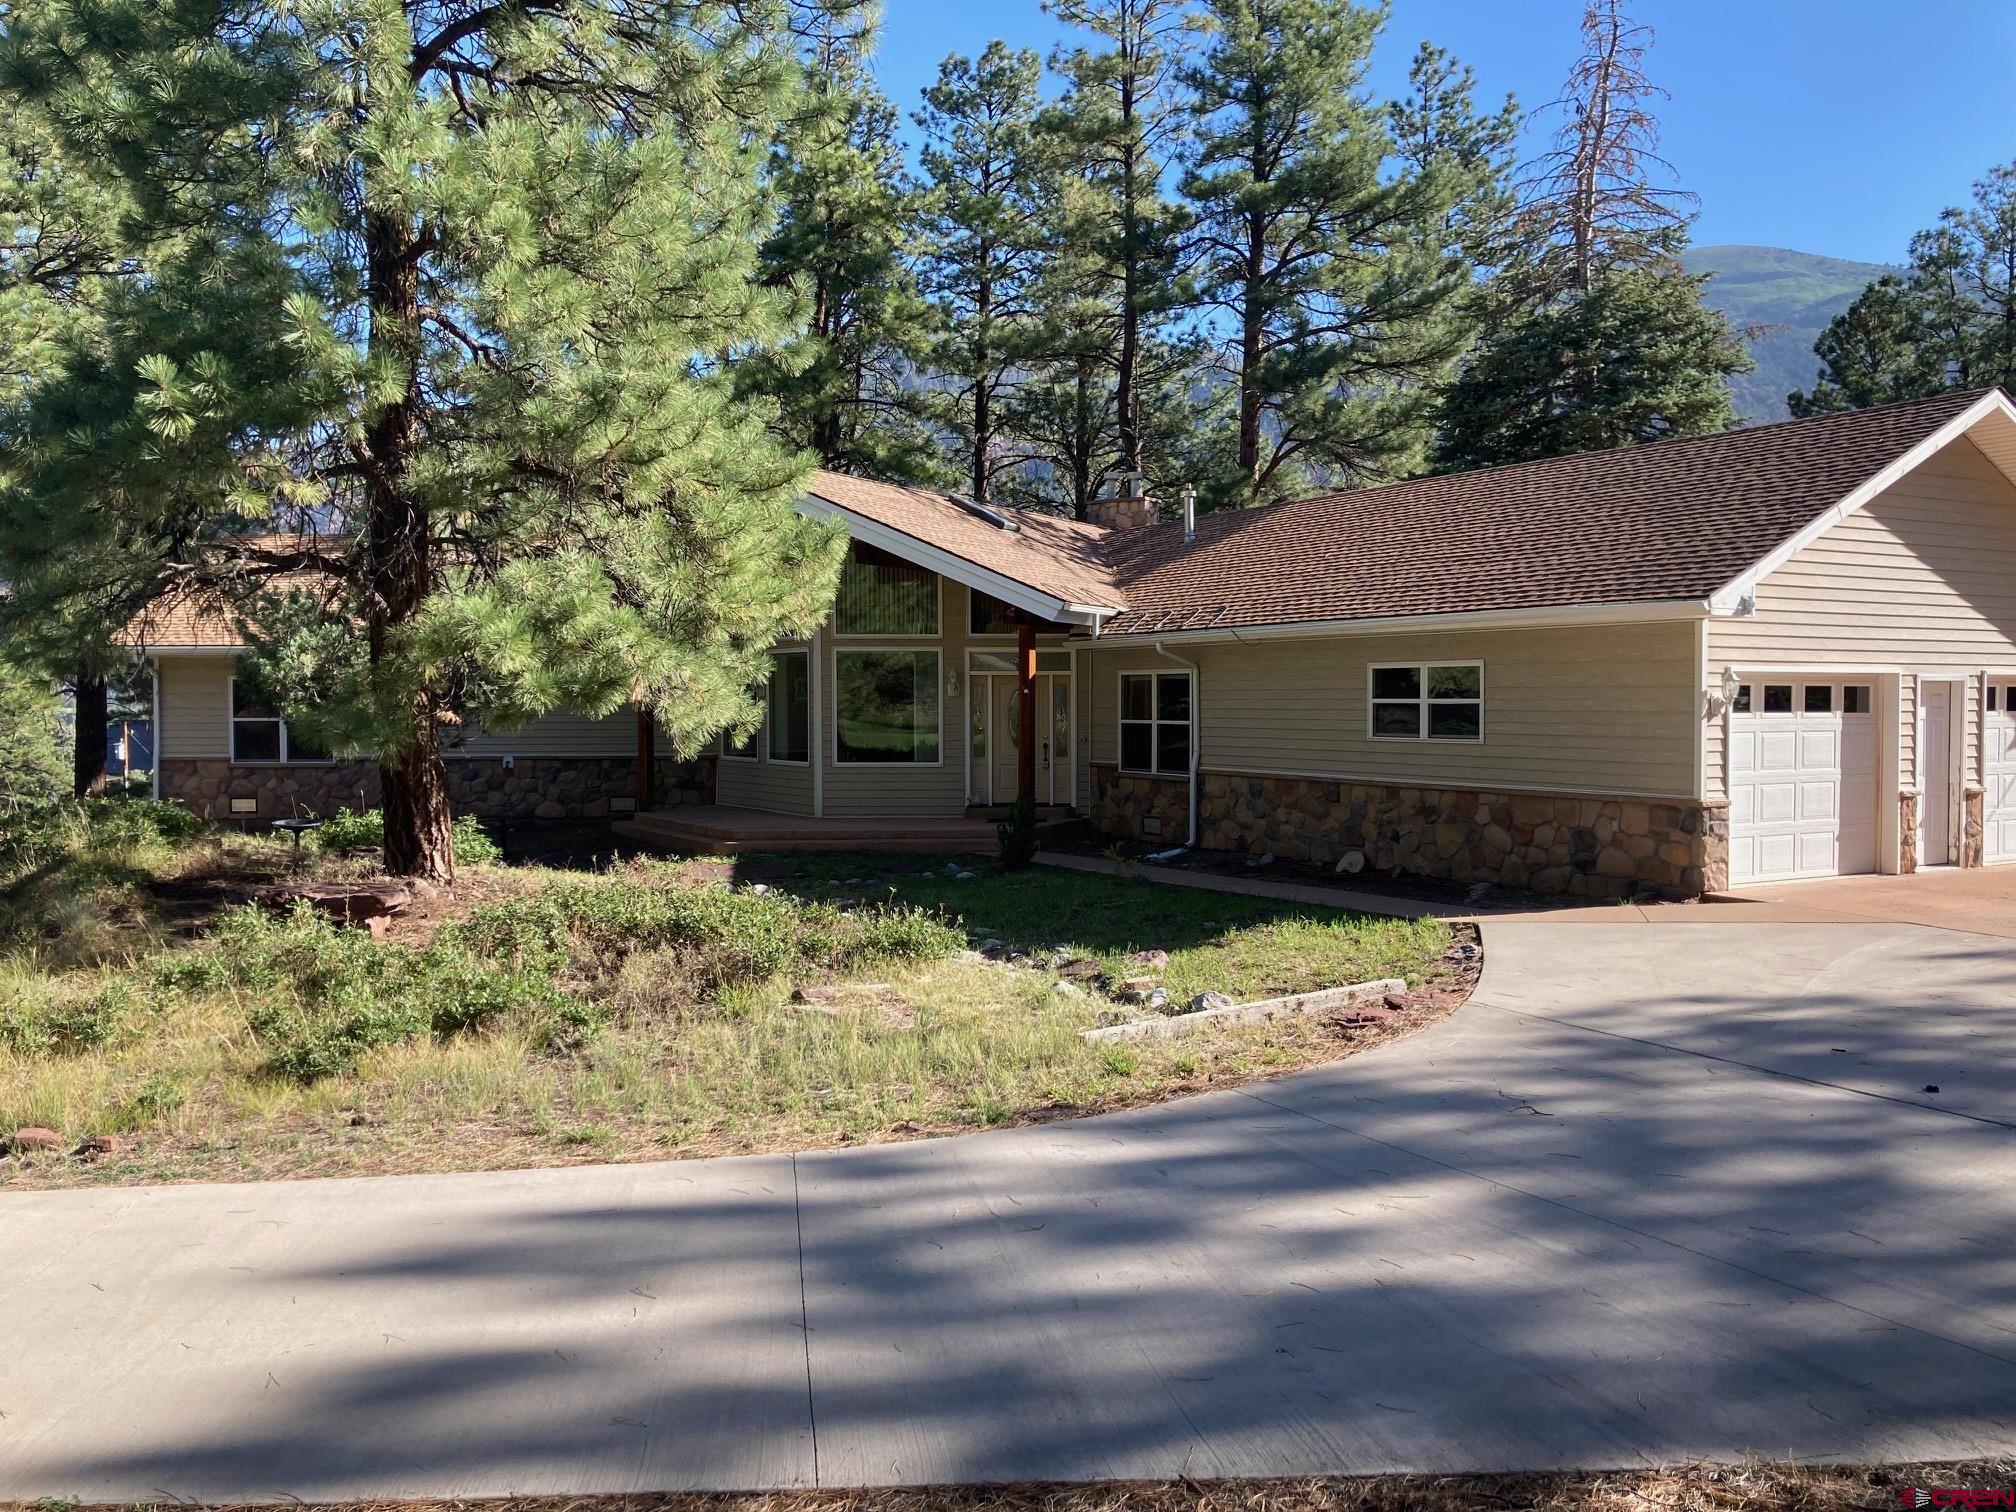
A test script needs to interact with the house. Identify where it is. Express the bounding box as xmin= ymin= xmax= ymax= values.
xmin=134 ymin=387 xmax=2016 ymax=899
